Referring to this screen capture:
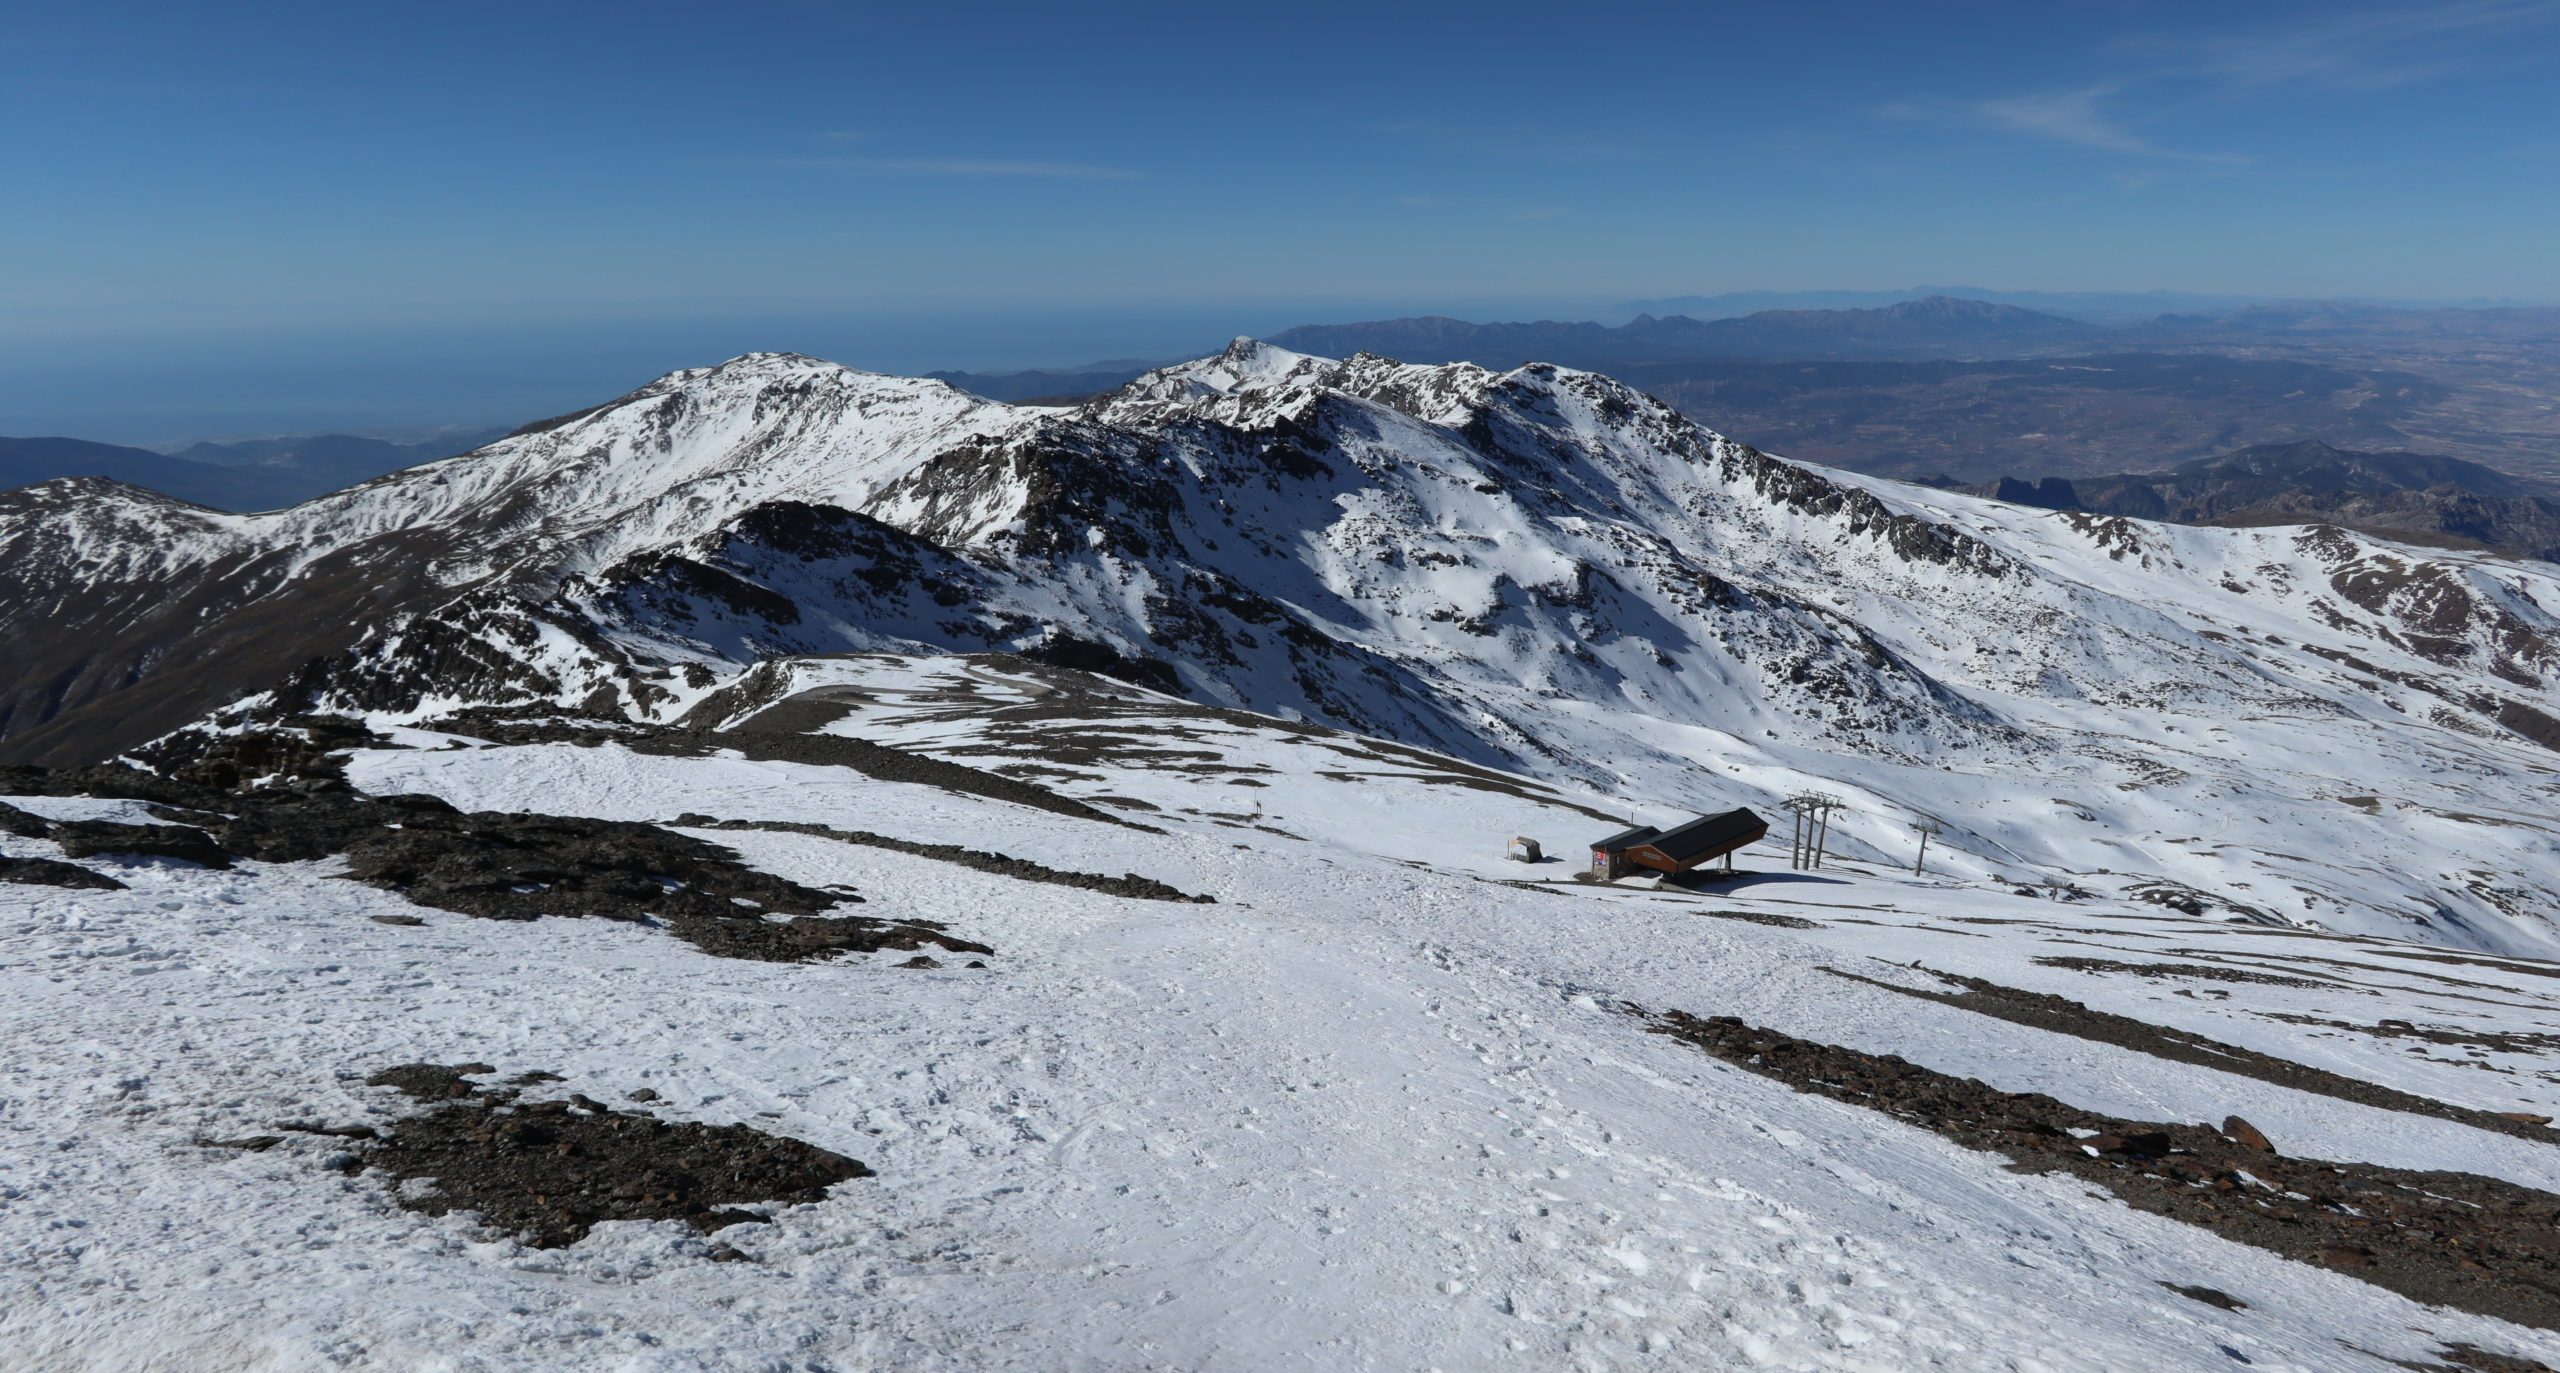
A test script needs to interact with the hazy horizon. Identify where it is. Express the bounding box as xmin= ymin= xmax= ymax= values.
xmin=9 ymin=1 xmax=2558 ymax=440
xmin=14 ymin=283 xmax=2560 ymax=445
